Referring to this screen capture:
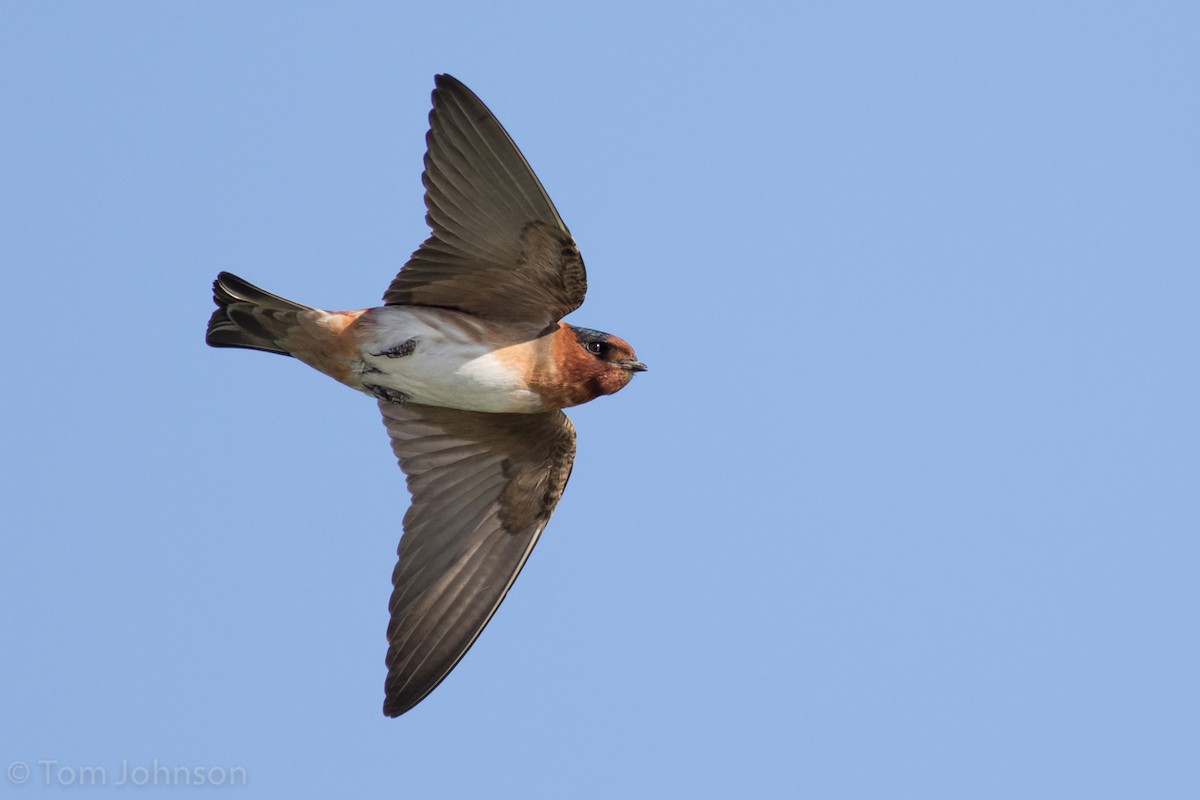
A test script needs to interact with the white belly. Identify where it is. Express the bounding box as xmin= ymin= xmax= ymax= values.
xmin=353 ymin=307 xmax=545 ymax=413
